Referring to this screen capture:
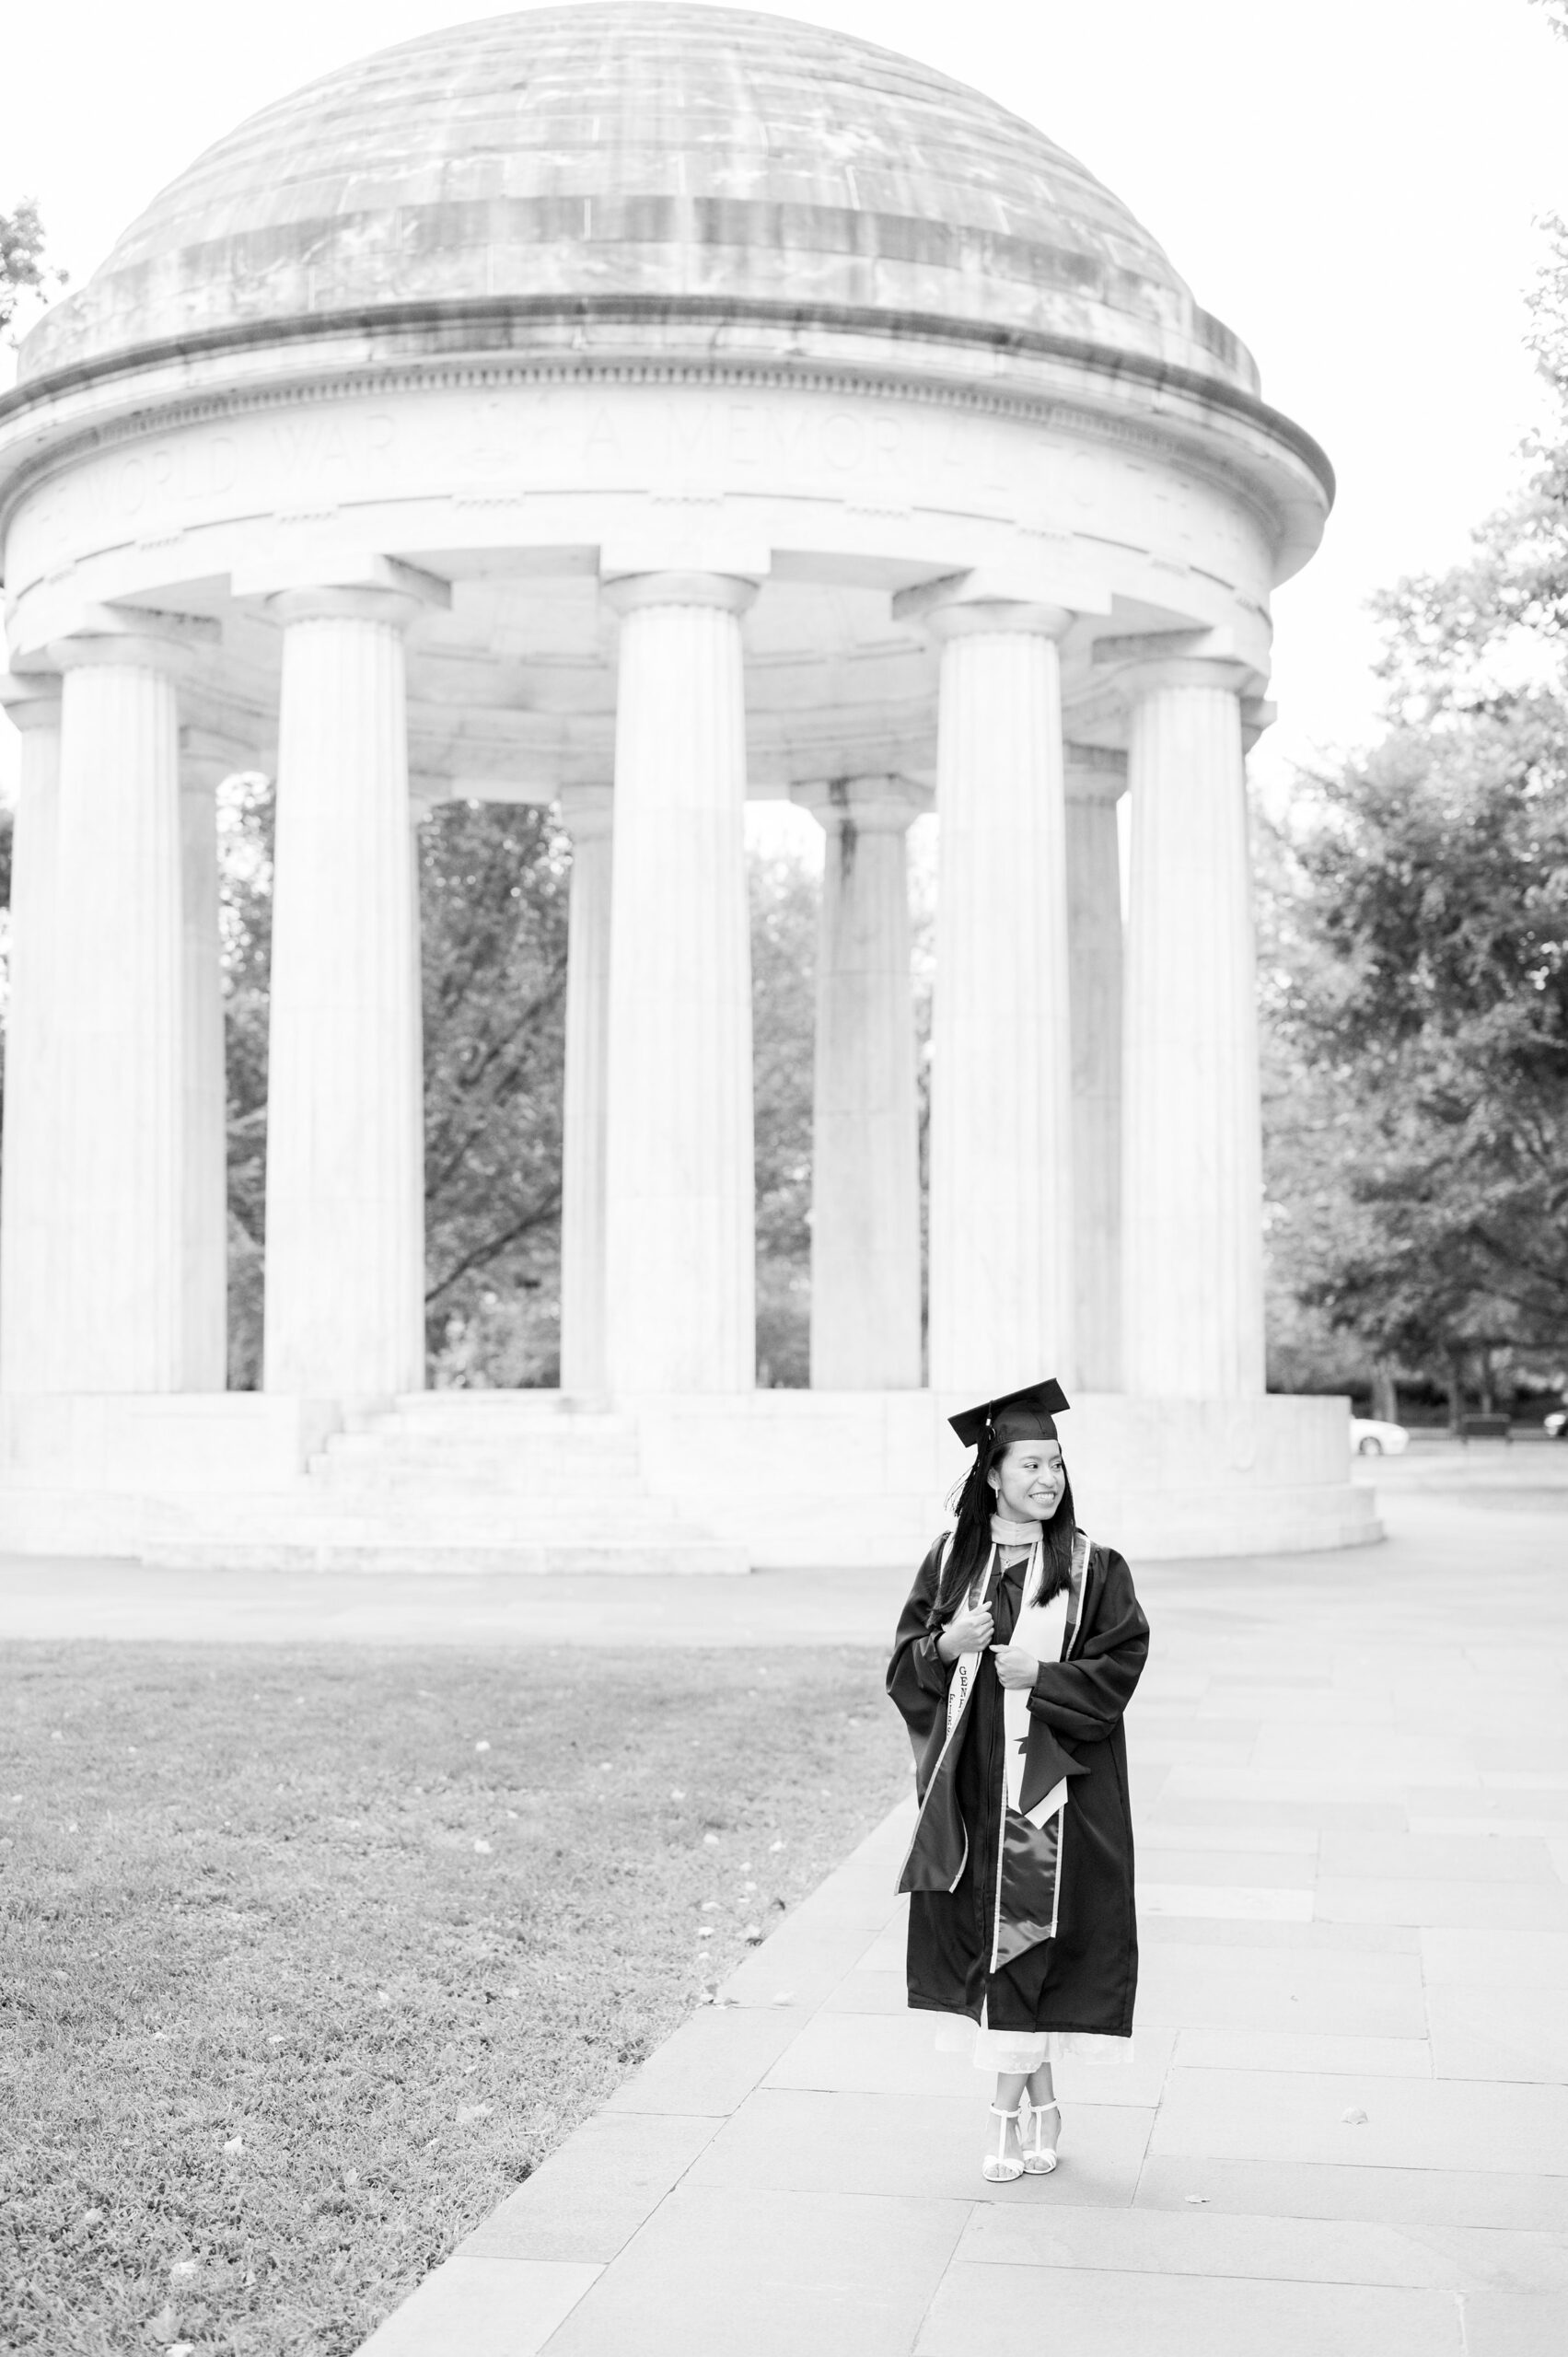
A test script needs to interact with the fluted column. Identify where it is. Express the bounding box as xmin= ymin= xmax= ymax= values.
xmin=1065 ymin=750 xmax=1125 ymax=1392
xmin=796 ymin=776 xmax=923 ymax=1389
xmin=408 ymin=798 xmax=428 ymax=1353
xmin=1121 ymin=658 xmax=1264 ymax=1396
xmin=919 ymin=599 xmax=1075 ymax=1396
xmin=45 ymin=625 xmax=197 ymax=1390
xmin=558 ymin=784 xmax=613 ymax=1396
xmin=0 ymin=673 xmax=63 ymax=1391
xmin=179 ymin=751 xmax=229 ymax=1390
xmin=601 ymin=572 xmax=757 ymax=1393
xmin=263 ymin=587 xmax=424 ymax=1399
